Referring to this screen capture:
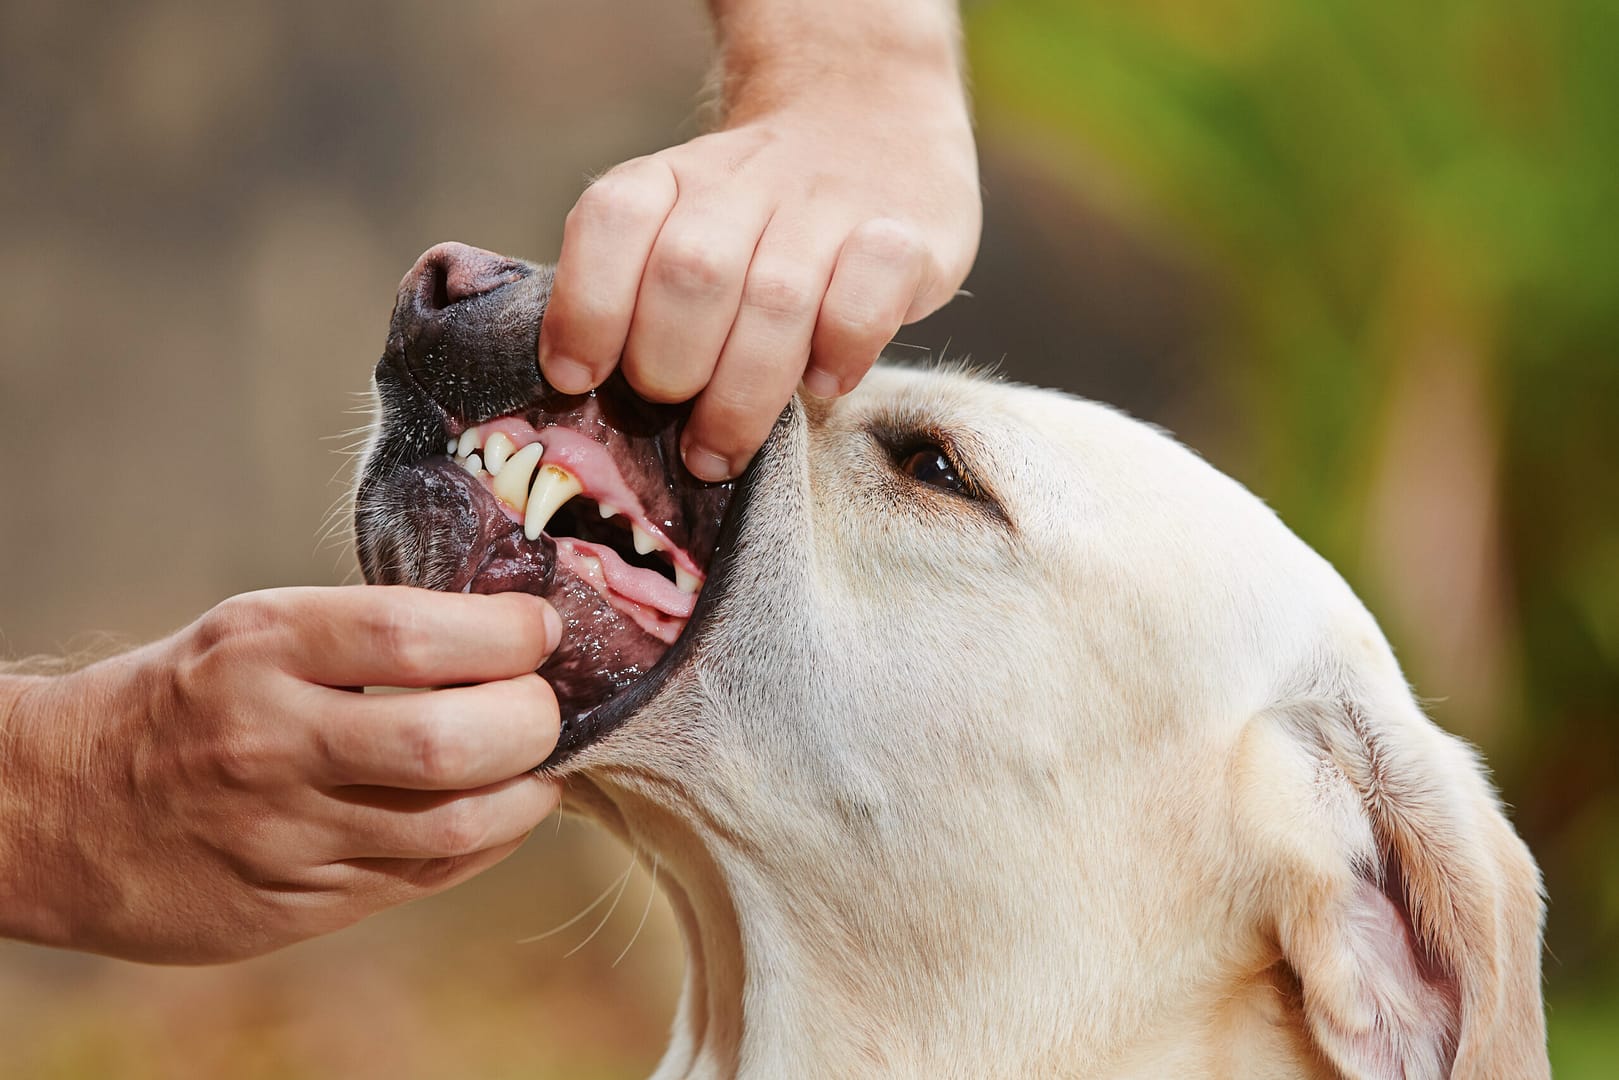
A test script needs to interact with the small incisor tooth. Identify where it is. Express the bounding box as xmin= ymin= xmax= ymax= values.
xmin=483 ymin=432 xmax=516 ymax=475
xmin=632 ymin=524 xmax=660 ymax=555
xmin=598 ymin=502 xmax=619 ymax=520
xmin=456 ymin=427 xmax=481 ymax=458
xmin=675 ymin=567 xmax=702 ymax=594
xmin=492 ymin=442 xmax=544 ymax=511
xmin=525 ymin=465 xmax=583 ymax=541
